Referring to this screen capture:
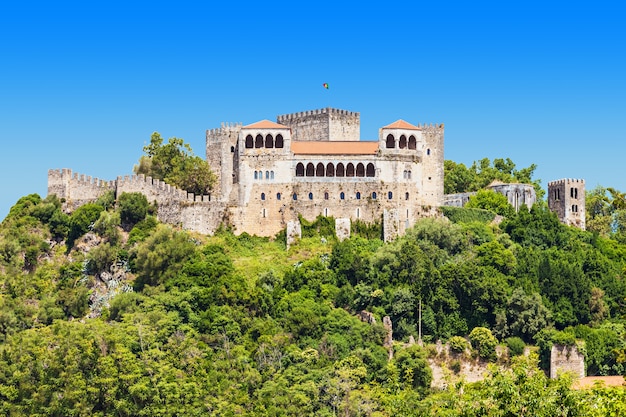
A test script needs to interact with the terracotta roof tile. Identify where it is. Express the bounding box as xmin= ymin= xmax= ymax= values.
xmin=291 ymin=141 xmax=378 ymax=155
xmin=382 ymin=120 xmax=420 ymax=130
xmin=243 ymin=120 xmax=289 ymax=129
